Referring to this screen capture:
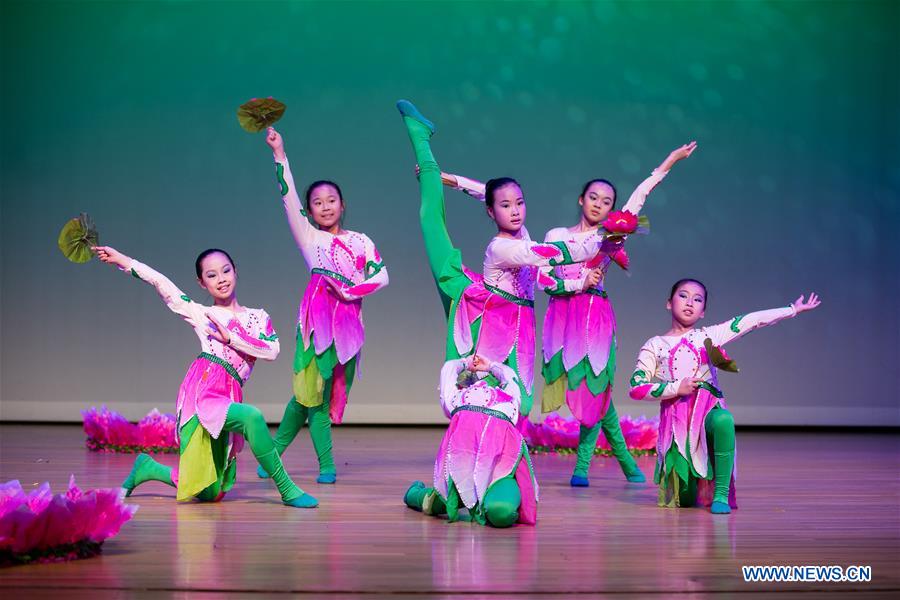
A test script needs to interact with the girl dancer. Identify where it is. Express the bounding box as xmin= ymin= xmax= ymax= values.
xmin=540 ymin=144 xmax=695 ymax=487
xmin=397 ymin=99 xmax=602 ymax=427
xmin=257 ymin=127 xmax=389 ymax=484
xmin=628 ymin=279 xmax=820 ymax=513
xmin=93 ymin=245 xmax=317 ymax=507
xmin=437 ymin=144 xmax=698 ymax=486
xmin=404 ymin=355 xmax=538 ymax=527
